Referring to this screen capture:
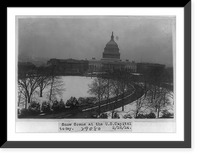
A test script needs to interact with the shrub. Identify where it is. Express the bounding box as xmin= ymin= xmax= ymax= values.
xmin=85 ymin=97 xmax=97 ymax=105
xmin=161 ymin=109 xmax=174 ymax=118
xmin=112 ymin=111 xmax=120 ymax=119
xmin=136 ymin=113 xmax=146 ymax=118
xmin=59 ymin=99 xmax=65 ymax=110
xmin=52 ymin=100 xmax=60 ymax=112
xmin=20 ymin=108 xmax=29 ymax=116
xmin=52 ymin=99 xmax=66 ymax=112
xmin=99 ymin=113 xmax=108 ymax=119
xmin=41 ymin=101 xmax=51 ymax=113
xmin=123 ymin=114 xmax=133 ymax=119
xmin=136 ymin=112 xmax=156 ymax=118
xmin=78 ymin=97 xmax=87 ymax=105
xmin=28 ymin=101 xmax=40 ymax=115
xmin=146 ymin=112 xmax=156 ymax=118
xmin=66 ymin=97 xmax=79 ymax=109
